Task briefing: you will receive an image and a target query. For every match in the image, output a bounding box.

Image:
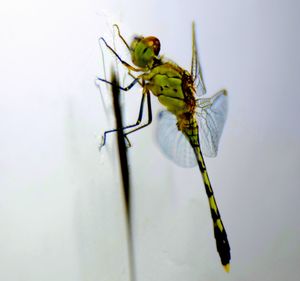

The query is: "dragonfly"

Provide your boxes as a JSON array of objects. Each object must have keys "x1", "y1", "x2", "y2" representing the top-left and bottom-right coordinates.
[{"x1": 97, "y1": 22, "x2": 231, "y2": 272}]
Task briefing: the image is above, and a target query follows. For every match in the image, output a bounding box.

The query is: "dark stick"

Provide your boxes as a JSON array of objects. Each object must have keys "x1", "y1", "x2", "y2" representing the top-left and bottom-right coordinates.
[{"x1": 110, "y1": 70, "x2": 136, "y2": 281}]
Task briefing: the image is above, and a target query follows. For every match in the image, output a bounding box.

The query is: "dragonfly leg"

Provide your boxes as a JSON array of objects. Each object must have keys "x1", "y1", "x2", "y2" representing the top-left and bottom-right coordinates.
[
  {"x1": 113, "y1": 24, "x2": 131, "y2": 51},
  {"x1": 97, "y1": 76, "x2": 140, "y2": 92},
  {"x1": 99, "y1": 93, "x2": 147, "y2": 150},
  {"x1": 99, "y1": 37, "x2": 142, "y2": 72},
  {"x1": 124, "y1": 90, "x2": 152, "y2": 137}
]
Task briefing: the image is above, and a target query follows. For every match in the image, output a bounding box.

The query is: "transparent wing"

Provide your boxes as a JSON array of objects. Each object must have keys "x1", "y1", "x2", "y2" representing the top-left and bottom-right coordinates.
[
  {"x1": 156, "y1": 110, "x2": 197, "y2": 168},
  {"x1": 196, "y1": 89, "x2": 228, "y2": 157},
  {"x1": 191, "y1": 22, "x2": 206, "y2": 97}
]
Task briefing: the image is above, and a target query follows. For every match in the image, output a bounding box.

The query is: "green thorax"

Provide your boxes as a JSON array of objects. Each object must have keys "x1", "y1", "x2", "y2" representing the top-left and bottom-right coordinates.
[{"x1": 141, "y1": 62, "x2": 196, "y2": 116}]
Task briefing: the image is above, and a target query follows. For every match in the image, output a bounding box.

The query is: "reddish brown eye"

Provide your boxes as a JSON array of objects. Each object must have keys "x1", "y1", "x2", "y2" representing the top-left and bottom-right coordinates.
[{"x1": 144, "y1": 36, "x2": 161, "y2": 56}]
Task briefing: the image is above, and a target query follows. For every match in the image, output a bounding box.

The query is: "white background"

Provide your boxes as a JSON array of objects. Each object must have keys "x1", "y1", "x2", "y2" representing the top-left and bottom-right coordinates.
[{"x1": 1, "y1": 0, "x2": 300, "y2": 280}]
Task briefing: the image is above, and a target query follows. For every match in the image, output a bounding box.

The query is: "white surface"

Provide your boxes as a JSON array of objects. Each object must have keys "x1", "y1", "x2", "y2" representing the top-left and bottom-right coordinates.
[{"x1": 1, "y1": 0, "x2": 300, "y2": 280}]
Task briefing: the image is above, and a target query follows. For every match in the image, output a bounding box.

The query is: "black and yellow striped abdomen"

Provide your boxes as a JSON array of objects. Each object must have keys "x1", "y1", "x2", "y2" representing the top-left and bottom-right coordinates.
[{"x1": 182, "y1": 116, "x2": 231, "y2": 272}]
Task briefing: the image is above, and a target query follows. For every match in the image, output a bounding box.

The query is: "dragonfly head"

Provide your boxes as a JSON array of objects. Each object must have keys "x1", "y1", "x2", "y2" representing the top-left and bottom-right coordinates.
[{"x1": 130, "y1": 36, "x2": 160, "y2": 69}]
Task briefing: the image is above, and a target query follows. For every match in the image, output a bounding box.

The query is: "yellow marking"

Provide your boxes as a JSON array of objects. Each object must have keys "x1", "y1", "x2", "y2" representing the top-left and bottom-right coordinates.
[
  {"x1": 216, "y1": 218, "x2": 224, "y2": 232},
  {"x1": 196, "y1": 149, "x2": 205, "y2": 167},
  {"x1": 203, "y1": 170, "x2": 210, "y2": 186},
  {"x1": 224, "y1": 263, "x2": 230, "y2": 273},
  {"x1": 202, "y1": 170, "x2": 213, "y2": 194},
  {"x1": 209, "y1": 195, "x2": 218, "y2": 215}
]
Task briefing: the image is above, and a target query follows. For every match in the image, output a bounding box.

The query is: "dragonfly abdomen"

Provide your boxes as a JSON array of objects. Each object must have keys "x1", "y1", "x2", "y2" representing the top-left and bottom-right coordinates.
[
  {"x1": 183, "y1": 120, "x2": 231, "y2": 271},
  {"x1": 197, "y1": 153, "x2": 231, "y2": 270}
]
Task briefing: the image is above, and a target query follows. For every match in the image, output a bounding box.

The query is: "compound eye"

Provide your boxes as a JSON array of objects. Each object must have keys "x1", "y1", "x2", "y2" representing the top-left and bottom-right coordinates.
[
  {"x1": 152, "y1": 37, "x2": 161, "y2": 56},
  {"x1": 144, "y1": 36, "x2": 160, "y2": 56}
]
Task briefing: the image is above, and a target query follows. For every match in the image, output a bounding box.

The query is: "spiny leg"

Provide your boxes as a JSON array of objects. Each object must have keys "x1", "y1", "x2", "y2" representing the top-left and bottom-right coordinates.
[
  {"x1": 97, "y1": 26, "x2": 130, "y2": 91},
  {"x1": 113, "y1": 24, "x2": 131, "y2": 51},
  {"x1": 100, "y1": 91, "x2": 149, "y2": 149},
  {"x1": 98, "y1": 71, "x2": 147, "y2": 148},
  {"x1": 97, "y1": 76, "x2": 140, "y2": 92},
  {"x1": 124, "y1": 90, "x2": 152, "y2": 137},
  {"x1": 99, "y1": 37, "x2": 142, "y2": 72}
]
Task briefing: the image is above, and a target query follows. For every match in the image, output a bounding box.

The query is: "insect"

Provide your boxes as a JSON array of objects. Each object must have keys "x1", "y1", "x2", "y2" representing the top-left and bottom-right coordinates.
[{"x1": 97, "y1": 23, "x2": 231, "y2": 272}]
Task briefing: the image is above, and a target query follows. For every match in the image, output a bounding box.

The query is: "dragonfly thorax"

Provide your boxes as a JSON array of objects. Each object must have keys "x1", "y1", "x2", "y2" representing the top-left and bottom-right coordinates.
[
  {"x1": 141, "y1": 62, "x2": 196, "y2": 117},
  {"x1": 130, "y1": 36, "x2": 160, "y2": 69}
]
